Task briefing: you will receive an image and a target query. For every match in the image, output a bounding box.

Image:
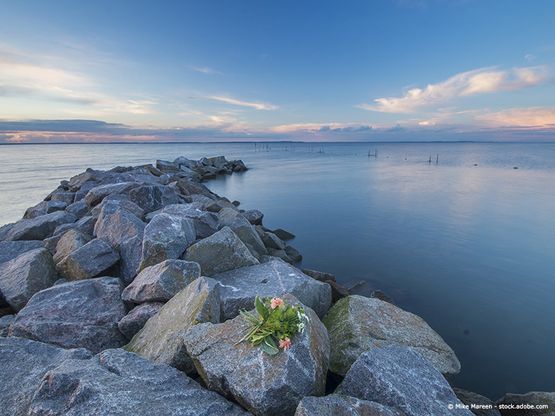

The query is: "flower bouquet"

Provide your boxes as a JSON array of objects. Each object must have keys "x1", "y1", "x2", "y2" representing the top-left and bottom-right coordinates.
[{"x1": 238, "y1": 296, "x2": 309, "y2": 355}]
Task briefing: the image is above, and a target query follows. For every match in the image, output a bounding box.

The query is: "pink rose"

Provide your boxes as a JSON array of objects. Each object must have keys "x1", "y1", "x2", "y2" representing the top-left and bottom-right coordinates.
[
  {"x1": 279, "y1": 337, "x2": 292, "y2": 350},
  {"x1": 270, "y1": 297, "x2": 284, "y2": 309}
]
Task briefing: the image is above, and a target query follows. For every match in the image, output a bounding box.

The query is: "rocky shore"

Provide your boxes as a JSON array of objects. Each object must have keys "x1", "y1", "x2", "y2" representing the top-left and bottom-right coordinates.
[{"x1": 0, "y1": 155, "x2": 552, "y2": 415}]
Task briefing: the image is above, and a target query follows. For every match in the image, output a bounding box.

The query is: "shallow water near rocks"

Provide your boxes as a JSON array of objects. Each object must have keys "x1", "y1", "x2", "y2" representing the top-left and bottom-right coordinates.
[{"x1": 0, "y1": 141, "x2": 554, "y2": 399}]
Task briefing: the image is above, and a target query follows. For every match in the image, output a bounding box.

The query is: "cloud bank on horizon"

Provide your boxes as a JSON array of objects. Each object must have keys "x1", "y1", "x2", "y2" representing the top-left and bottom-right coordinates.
[{"x1": 0, "y1": 0, "x2": 554, "y2": 143}]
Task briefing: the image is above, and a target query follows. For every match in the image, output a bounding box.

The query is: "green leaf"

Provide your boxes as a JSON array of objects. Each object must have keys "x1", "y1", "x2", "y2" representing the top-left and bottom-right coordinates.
[
  {"x1": 260, "y1": 336, "x2": 279, "y2": 355},
  {"x1": 255, "y1": 296, "x2": 267, "y2": 319}
]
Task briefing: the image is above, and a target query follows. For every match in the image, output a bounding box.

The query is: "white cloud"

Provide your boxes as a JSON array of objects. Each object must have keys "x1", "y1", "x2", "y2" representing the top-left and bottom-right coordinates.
[
  {"x1": 358, "y1": 66, "x2": 550, "y2": 113},
  {"x1": 476, "y1": 107, "x2": 555, "y2": 127},
  {"x1": 206, "y1": 95, "x2": 278, "y2": 111}
]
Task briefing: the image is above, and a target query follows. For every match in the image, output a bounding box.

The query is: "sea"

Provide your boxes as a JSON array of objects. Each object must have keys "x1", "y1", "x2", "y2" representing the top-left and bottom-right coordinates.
[{"x1": 0, "y1": 141, "x2": 554, "y2": 399}]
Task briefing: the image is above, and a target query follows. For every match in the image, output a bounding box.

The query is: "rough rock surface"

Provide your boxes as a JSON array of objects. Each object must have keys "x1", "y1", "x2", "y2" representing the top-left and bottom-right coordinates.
[
  {"x1": 0, "y1": 240, "x2": 43, "y2": 265},
  {"x1": 295, "y1": 395, "x2": 403, "y2": 416},
  {"x1": 10, "y1": 277, "x2": 127, "y2": 353},
  {"x1": 24, "y1": 200, "x2": 67, "y2": 219},
  {"x1": 140, "y1": 213, "x2": 196, "y2": 269},
  {"x1": 496, "y1": 392, "x2": 555, "y2": 416},
  {"x1": 335, "y1": 345, "x2": 472, "y2": 416},
  {"x1": 0, "y1": 248, "x2": 57, "y2": 311},
  {"x1": 323, "y1": 295, "x2": 460, "y2": 376},
  {"x1": 185, "y1": 226, "x2": 259, "y2": 276},
  {"x1": 84, "y1": 181, "x2": 137, "y2": 206},
  {"x1": 0, "y1": 338, "x2": 248, "y2": 416},
  {"x1": 52, "y1": 229, "x2": 91, "y2": 264},
  {"x1": 0, "y1": 337, "x2": 92, "y2": 416},
  {"x1": 122, "y1": 259, "x2": 201, "y2": 303},
  {"x1": 220, "y1": 214, "x2": 268, "y2": 258},
  {"x1": 183, "y1": 297, "x2": 330, "y2": 416},
  {"x1": 147, "y1": 203, "x2": 219, "y2": 238},
  {"x1": 5, "y1": 211, "x2": 76, "y2": 241},
  {"x1": 454, "y1": 388, "x2": 501, "y2": 416},
  {"x1": 94, "y1": 201, "x2": 145, "y2": 248},
  {"x1": 56, "y1": 238, "x2": 120, "y2": 280},
  {"x1": 125, "y1": 276, "x2": 220, "y2": 373},
  {"x1": 0, "y1": 315, "x2": 14, "y2": 336},
  {"x1": 243, "y1": 209, "x2": 264, "y2": 225},
  {"x1": 117, "y1": 302, "x2": 164, "y2": 339},
  {"x1": 212, "y1": 258, "x2": 331, "y2": 320}
]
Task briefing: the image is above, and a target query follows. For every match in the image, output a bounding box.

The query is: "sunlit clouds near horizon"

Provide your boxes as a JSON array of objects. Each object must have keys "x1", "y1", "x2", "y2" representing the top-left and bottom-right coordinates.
[{"x1": 1, "y1": 0, "x2": 555, "y2": 142}]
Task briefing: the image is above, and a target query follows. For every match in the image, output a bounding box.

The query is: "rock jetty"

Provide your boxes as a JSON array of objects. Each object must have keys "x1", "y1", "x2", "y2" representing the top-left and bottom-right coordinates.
[{"x1": 0, "y1": 154, "x2": 549, "y2": 415}]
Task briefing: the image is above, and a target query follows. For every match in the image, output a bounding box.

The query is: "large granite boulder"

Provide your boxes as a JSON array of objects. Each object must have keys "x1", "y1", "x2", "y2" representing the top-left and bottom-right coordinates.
[
  {"x1": 10, "y1": 277, "x2": 127, "y2": 353},
  {"x1": 496, "y1": 392, "x2": 555, "y2": 416},
  {"x1": 65, "y1": 200, "x2": 89, "y2": 217},
  {"x1": 212, "y1": 258, "x2": 331, "y2": 320},
  {"x1": 0, "y1": 240, "x2": 43, "y2": 264},
  {"x1": 91, "y1": 195, "x2": 145, "y2": 220},
  {"x1": 84, "y1": 181, "x2": 137, "y2": 206},
  {"x1": 0, "y1": 337, "x2": 92, "y2": 416},
  {"x1": 52, "y1": 229, "x2": 91, "y2": 264},
  {"x1": 243, "y1": 209, "x2": 264, "y2": 225},
  {"x1": 295, "y1": 395, "x2": 402, "y2": 416},
  {"x1": 122, "y1": 259, "x2": 201, "y2": 303},
  {"x1": 0, "y1": 315, "x2": 14, "y2": 336},
  {"x1": 125, "y1": 276, "x2": 221, "y2": 373},
  {"x1": 183, "y1": 297, "x2": 330, "y2": 416},
  {"x1": 0, "y1": 248, "x2": 57, "y2": 311},
  {"x1": 147, "y1": 203, "x2": 219, "y2": 239},
  {"x1": 140, "y1": 213, "x2": 196, "y2": 269},
  {"x1": 94, "y1": 201, "x2": 145, "y2": 248},
  {"x1": 335, "y1": 345, "x2": 472, "y2": 416},
  {"x1": 118, "y1": 302, "x2": 164, "y2": 340},
  {"x1": 56, "y1": 238, "x2": 119, "y2": 280},
  {"x1": 0, "y1": 338, "x2": 248, "y2": 416},
  {"x1": 184, "y1": 226, "x2": 259, "y2": 276},
  {"x1": 5, "y1": 211, "x2": 76, "y2": 241},
  {"x1": 323, "y1": 295, "x2": 460, "y2": 376},
  {"x1": 127, "y1": 184, "x2": 182, "y2": 213},
  {"x1": 219, "y1": 213, "x2": 268, "y2": 258},
  {"x1": 454, "y1": 388, "x2": 501, "y2": 416},
  {"x1": 24, "y1": 200, "x2": 67, "y2": 219},
  {"x1": 119, "y1": 235, "x2": 143, "y2": 284}
]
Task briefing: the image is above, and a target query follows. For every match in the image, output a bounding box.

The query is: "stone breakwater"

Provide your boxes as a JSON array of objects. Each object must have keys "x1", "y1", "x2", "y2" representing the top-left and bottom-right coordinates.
[{"x1": 0, "y1": 155, "x2": 550, "y2": 416}]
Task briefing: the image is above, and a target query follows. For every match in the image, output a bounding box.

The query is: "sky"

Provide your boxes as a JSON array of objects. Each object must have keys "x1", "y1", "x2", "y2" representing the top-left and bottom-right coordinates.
[{"x1": 1, "y1": 0, "x2": 555, "y2": 142}]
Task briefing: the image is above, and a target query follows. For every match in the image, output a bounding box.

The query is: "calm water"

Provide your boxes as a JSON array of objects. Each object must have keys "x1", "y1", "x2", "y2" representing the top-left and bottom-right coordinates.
[{"x1": 0, "y1": 142, "x2": 554, "y2": 398}]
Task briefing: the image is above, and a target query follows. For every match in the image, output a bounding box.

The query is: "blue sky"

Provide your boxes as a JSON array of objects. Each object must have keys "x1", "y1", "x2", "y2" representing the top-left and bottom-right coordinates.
[{"x1": 1, "y1": 0, "x2": 555, "y2": 142}]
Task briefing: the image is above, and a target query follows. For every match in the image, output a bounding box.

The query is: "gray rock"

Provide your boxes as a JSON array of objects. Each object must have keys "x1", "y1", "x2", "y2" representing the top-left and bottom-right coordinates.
[
  {"x1": 212, "y1": 258, "x2": 331, "y2": 320},
  {"x1": 125, "y1": 276, "x2": 220, "y2": 373},
  {"x1": 56, "y1": 238, "x2": 119, "y2": 280},
  {"x1": 454, "y1": 388, "x2": 501, "y2": 416},
  {"x1": 118, "y1": 302, "x2": 163, "y2": 339},
  {"x1": 262, "y1": 231, "x2": 286, "y2": 250},
  {"x1": 122, "y1": 259, "x2": 201, "y2": 303},
  {"x1": 335, "y1": 345, "x2": 472, "y2": 416},
  {"x1": 24, "y1": 200, "x2": 67, "y2": 219},
  {"x1": 119, "y1": 235, "x2": 143, "y2": 284},
  {"x1": 91, "y1": 194, "x2": 145, "y2": 219},
  {"x1": 0, "y1": 222, "x2": 15, "y2": 241},
  {"x1": 127, "y1": 184, "x2": 182, "y2": 213},
  {"x1": 183, "y1": 296, "x2": 329, "y2": 416},
  {"x1": 156, "y1": 159, "x2": 180, "y2": 172},
  {"x1": 94, "y1": 201, "x2": 145, "y2": 248},
  {"x1": 272, "y1": 228, "x2": 295, "y2": 240},
  {"x1": 52, "y1": 229, "x2": 91, "y2": 264},
  {"x1": 220, "y1": 214, "x2": 268, "y2": 258},
  {"x1": 140, "y1": 213, "x2": 196, "y2": 269},
  {"x1": 302, "y1": 268, "x2": 337, "y2": 282},
  {"x1": 147, "y1": 203, "x2": 219, "y2": 239},
  {"x1": 0, "y1": 337, "x2": 92, "y2": 416},
  {"x1": 184, "y1": 226, "x2": 259, "y2": 276},
  {"x1": 295, "y1": 395, "x2": 403, "y2": 416},
  {"x1": 285, "y1": 245, "x2": 302, "y2": 262},
  {"x1": 50, "y1": 191, "x2": 75, "y2": 204},
  {"x1": 496, "y1": 392, "x2": 555, "y2": 416},
  {"x1": 10, "y1": 277, "x2": 127, "y2": 353},
  {"x1": 0, "y1": 248, "x2": 57, "y2": 311},
  {"x1": 5, "y1": 211, "x2": 76, "y2": 241},
  {"x1": 27, "y1": 347, "x2": 249, "y2": 416},
  {"x1": 0, "y1": 315, "x2": 14, "y2": 336},
  {"x1": 323, "y1": 295, "x2": 460, "y2": 376},
  {"x1": 243, "y1": 209, "x2": 264, "y2": 225},
  {"x1": 175, "y1": 178, "x2": 216, "y2": 198},
  {"x1": 52, "y1": 215, "x2": 95, "y2": 237},
  {"x1": 0, "y1": 240, "x2": 43, "y2": 264},
  {"x1": 65, "y1": 200, "x2": 89, "y2": 217},
  {"x1": 84, "y1": 181, "x2": 137, "y2": 206}
]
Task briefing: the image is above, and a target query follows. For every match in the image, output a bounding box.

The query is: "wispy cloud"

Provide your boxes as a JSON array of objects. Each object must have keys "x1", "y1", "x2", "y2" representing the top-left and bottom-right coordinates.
[
  {"x1": 206, "y1": 95, "x2": 278, "y2": 110},
  {"x1": 476, "y1": 107, "x2": 555, "y2": 128},
  {"x1": 358, "y1": 66, "x2": 550, "y2": 113},
  {"x1": 0, "y1": 46, "x2": 157, "y2": 115},
  {"x1": 190, "y1": 66, "x2": 222, "y2": 75},
  {"x1": 271, "y1": 122, "x2": 372, "y2": 133}
]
